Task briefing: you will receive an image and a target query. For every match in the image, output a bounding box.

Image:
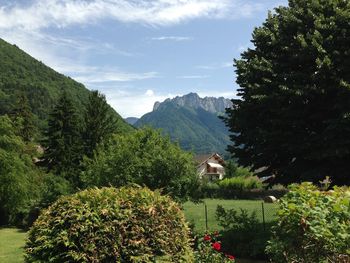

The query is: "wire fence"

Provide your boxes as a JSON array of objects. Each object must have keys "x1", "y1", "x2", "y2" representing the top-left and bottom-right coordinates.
[{"x1": 184, "y1": 199, "x2": 279, "y2": 233}]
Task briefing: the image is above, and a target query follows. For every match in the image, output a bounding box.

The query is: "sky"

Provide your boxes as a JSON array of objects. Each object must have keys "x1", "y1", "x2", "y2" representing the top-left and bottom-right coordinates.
[{"x1": 0, "y1": 0, "x2": 288, "y2": 118}]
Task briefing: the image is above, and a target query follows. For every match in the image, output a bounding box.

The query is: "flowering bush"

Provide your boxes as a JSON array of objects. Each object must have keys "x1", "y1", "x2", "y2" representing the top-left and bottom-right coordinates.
[
  {"x1": 266, "y1": 183, "x2": 350, "y2": 263},
  {"x1": 194, "y1": 232, "x2": 235, "y2": 263}
]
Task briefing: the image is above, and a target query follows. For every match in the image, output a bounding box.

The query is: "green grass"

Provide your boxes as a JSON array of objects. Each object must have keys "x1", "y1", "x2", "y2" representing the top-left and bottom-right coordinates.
[
  {"x1": 0, "y1": 199, "x2": 275, "y2": 263},
  {"x1": 183, "y1": 199, "x2": 277, "y2": 233},
  {"x1": 0, "y1": 228, "x2": 26, "y2": 263}
]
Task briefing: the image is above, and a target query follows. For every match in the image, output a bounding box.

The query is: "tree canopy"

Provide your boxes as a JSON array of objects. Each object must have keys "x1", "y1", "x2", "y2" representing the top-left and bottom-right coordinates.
[
  {"x1": 41, "y1": 92, "x2": 83, "y2": 178},
  {"x1": 223, "y1": 0, "x2": 350, "y2": 185},
  {"x1": 83, "y1": 90, "x2": 118, "y2": 158},
  {"x1": 0, "y1": 115, "x2": 42, "y2": 225},
  {"x1": 81, "y1": 128, "x2": 200, "y2": 201}
]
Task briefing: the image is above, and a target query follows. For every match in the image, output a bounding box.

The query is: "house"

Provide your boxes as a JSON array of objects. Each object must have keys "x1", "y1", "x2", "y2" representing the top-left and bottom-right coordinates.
[{"x1": 195, "y1": 153, "x2": 225, "y2": 181}]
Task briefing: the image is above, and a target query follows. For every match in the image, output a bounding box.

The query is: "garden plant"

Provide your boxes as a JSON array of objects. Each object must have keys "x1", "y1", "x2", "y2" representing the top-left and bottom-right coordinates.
[{"x1": 25, "y1": 186, "x2": 194, "y2": 262}]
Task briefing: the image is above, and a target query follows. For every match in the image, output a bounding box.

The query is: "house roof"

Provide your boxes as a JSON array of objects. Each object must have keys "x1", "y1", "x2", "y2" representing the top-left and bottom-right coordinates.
[
  {"x1": 194, "y1": 153, "x2": 224, "y2": 166},
  {"x1": 194, "y1": 154, "x2": 214, "y2": 164}
]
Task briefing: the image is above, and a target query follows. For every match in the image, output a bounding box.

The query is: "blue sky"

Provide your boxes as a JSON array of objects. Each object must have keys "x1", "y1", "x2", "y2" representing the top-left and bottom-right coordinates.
[{"x1": 0, "y1": 0, "x2": 287, "y2": 117}]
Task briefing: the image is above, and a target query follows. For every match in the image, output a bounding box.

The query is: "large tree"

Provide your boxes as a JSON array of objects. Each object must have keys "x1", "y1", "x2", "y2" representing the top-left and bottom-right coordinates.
[
  {"x1": 41, "y1": 91, "x2": 82, "y2": 178},
  {"x1": 0, "y1": 115, "x2": 42, "y2": 225},
  {"x1": 81, "y1": 128, "x2": 200, "y2": 201},
  {"x1": 83, "y1": 90, "x2": 117, "y2": 157},
  {"x1": 224, "y1": 0, "x2": 350, "y2": 185}
]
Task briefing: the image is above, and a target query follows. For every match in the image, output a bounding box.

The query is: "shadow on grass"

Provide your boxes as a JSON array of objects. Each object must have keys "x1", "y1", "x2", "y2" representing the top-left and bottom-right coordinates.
[{"x1": 219, "y1": 222, "x2": 275, "y2": 261}]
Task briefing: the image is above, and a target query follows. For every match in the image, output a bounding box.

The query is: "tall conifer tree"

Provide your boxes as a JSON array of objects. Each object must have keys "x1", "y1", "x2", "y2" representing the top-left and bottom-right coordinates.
[
  {"x1": 42, "y1": 91, "x2": 82, "y2": 177},
  {"x1": 13, "y1": 93, "x2": 36, "y2": 142},
  {"x1": 83, "y1": 90, "x2": 117, "y2": 157}
]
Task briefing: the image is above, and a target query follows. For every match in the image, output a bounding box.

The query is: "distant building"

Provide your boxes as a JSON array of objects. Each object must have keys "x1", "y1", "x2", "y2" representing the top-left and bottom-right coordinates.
[{"x1": 195, "y1": 153, "x2": 225, "y2": 181}]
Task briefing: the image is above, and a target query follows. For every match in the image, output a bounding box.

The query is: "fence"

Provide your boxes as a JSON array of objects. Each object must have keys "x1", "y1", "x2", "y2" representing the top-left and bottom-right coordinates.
[{"x1": 184, "y1": 199, "x2": 278, "y2": 233}]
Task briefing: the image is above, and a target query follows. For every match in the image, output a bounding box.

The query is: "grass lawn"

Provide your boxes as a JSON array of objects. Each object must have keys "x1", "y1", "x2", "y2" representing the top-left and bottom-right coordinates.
[
  {"x1": 0, "y1": 228, "x2": 26, "y2": 263},
  {"x1": 183, "y1": 199, "x2": 278, "y2": 233},
  {"x1": 0, "y1": 199, "x2": 275, "y2": 263}
]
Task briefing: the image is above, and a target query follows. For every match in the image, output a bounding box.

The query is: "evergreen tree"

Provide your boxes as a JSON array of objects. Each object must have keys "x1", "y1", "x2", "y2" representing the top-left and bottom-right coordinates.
[
  {"x1": 41, "y1": 91, "x2": 82, "y2": 177},
  {"x1": 223, "y1": 0, "x2": 350, "y2": 185},
  {"x1": 83, "y1": 90, "x2": 117, "y2": 157},
  {"x1": 13, "y1": 93, "x2": 36, "y2": 142}
]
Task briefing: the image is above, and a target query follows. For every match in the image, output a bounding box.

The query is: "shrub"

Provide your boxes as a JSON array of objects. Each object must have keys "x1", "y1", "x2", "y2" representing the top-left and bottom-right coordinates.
[
  {"x1": 218, "y1": 176, "x2": 263, "y2": 191},
  {"x1": 81, "y1": 128, "x2": 200, "y2": 201},
  {"x1": 25, "y1": 186, "x2": 194, "y2": 262},
  {"x1": 194, "y1": 232, "x2": 236, "y2": 262},
  {"x1": 266, "y1": 182, "x2": 350, "y2": 263},
  {"x1": 215, "y1": 205, "x2": 271, "y2": 259}
]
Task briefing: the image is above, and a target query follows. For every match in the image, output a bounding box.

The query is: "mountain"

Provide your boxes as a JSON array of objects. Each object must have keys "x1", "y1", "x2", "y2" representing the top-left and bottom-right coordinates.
[
  {"x1": 0, "y1": 38, "x2": 132, "y2": 134},
  {"x1": 153, "y1": 92, "x2": 231, "y2": 113},
  {"x1": 135, "y1": 93, "x2": 232, "y2": 155},
  {"x1": 124, "y1": 117, "x2": 139, "y2": 125}
]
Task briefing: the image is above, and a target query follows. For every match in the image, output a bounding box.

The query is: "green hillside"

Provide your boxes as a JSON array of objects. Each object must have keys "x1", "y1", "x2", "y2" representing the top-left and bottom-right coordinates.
[
  {"x1": 0, "y1": 38, "x2": 132, "y2": 134},
  {"x1": 135, "y1": 101, "x2": 230, "y2": 155}
]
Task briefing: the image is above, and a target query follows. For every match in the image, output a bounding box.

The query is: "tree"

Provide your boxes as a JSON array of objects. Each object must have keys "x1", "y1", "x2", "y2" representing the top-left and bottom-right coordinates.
[
  {"x1": 0, "y1": 115, "x2": 42, "y2": 225},
  {"x1": 12, "y1": 93, "x2": 36, "y2": 142},
  {"x1": 83, "y1": 90, "x2": 117, "y2": 157},
  {"x1": 81, "y1": 128, "x2": 200, "y2": 201},
  {"x1": 223, "y1": 0, "x2": 350, "y2": 185},
  {"x1": 41, "y1": 91, "x2": 82, "y2": 178}
]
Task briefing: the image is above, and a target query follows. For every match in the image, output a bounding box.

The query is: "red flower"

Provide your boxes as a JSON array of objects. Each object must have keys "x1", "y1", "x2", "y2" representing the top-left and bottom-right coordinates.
[
  {"x1": 212, "y1": 242, "x2": 221, "y2": 251},
  {"x1": 203, "y1": 234, "x2": 211, "y2": 241},
  {"x1": 227, "y1": 254, "x2": 235, "y2": 260},
  {"x1": 213, "y1": 230, "x2": 219, "y2": 236}
]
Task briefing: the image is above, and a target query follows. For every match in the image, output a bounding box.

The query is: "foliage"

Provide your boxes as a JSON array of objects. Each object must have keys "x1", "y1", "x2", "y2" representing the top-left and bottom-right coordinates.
[
  {"x1": 266, "y1": 182, "x2": 350, "y2": 263},
  {"x1": 194, "y1": 232, "x2": 235, "y2": 262},
  {"x1": 41, "y1": 91, "x2": 83, "y2": 180},
  {"x1": 81, "y1": 128, "x2": 200, "y2": 201},
  {"x1": 218, "y1": 176, "x2": 263, "y2": 191},
  {"x1": 135, "y1": 99, "x2": 230, "y2": 155},
  {"x1": 39, "y1": 174, "x2": 72, "y2": 207},
  {"x1": 223, "y1": 0, "x2": 350, "y2": 185},
  {"x1": 0, "y1": 38, "x2": 132, "y2": 135},
  {"x1": 25, "y1": 186, "x2": 194, "y2": 262},
  {"x1": 0, "y1": 115, "x2": 42, "y2": 226},
  {"x1": 12, "y1": 93, "x2": 37, "y2": 142},
  {"x1": 224, "y1": 160, "x2": 253, "y2": 178},
  {"x1": 83, "y1": 90, "x2": 118, "y2": 158},
  {"x1": 216, "y1": 205, "x2": 272, "y2": 259}
]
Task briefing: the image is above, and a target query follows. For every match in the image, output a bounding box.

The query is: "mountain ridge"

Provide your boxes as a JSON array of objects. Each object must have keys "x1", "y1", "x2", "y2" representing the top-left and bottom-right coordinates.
[
  {"x1": 0, "y1": 38, "x2": 132, "y2": 134},
  {"x1": 135, "y1": 93, "x2": 232, "y2": 155}
]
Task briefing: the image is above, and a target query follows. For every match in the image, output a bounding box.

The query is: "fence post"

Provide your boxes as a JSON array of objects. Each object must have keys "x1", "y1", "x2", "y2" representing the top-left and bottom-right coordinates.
[
  {"x1": 261, "y1": 202, "x2": 266, "y2": 231},
  {"x1": 204, "y1": 203, "x2": 208, "y2": 231}
]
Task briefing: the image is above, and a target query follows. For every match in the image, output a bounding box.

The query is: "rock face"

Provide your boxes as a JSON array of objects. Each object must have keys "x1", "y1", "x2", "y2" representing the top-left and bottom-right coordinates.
[
  {"x1": 153, "y1": 93, "x2": 232, "y2": 113},
  {"x1": 136, "y1": 93, "x2": 232, "y2": 155}
]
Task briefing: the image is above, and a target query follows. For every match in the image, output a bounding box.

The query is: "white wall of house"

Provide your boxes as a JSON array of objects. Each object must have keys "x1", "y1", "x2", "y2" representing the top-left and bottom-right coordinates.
[{"x1": 198, "y1": 155, "x2": 225, "y2": 180}]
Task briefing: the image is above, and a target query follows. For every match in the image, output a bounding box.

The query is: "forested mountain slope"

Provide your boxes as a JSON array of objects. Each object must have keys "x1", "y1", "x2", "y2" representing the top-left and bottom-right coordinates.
[
  {"x1": 135, "y1": 93, "x2": 231, "y2": 155},
  {"x1": 0, "y1": 38, "x2": 132, "y2": 134}
]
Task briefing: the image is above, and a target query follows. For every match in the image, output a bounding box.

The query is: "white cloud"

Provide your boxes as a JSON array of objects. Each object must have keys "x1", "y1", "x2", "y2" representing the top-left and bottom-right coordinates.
[
  {"x1": 0, "y1": 0, "x2": 268, "y2": 31},
  {"x1": 74, "y1": 69, "x2": 158, "y2": 83},
  {"x1": 151, "y1": 36, "x2": 193, "y2": 41},
  {"x1": 196, "y1": 61, "x2": 233, "y2": 70},
  {"x1": 177, "y1": 75, "x2": 209, "y2": 79},
  {"x1": 104, "y1": 89, "x2": 179, "y2": 118},
  {"x1": 145, "y1": 89, "x2": 155, "y2": 96}
]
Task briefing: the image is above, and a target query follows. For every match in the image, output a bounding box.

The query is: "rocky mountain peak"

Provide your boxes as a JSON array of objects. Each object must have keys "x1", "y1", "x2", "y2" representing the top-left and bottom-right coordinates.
[{"x1": 153, "y1": 92, "x2": 232, "y2": 113}]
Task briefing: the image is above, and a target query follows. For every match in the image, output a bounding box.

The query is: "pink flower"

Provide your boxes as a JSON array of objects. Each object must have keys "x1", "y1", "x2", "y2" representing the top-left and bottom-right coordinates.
[{"x1": 212, "y1": 242, "x2": 221, "y2": 251}]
